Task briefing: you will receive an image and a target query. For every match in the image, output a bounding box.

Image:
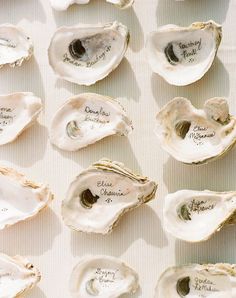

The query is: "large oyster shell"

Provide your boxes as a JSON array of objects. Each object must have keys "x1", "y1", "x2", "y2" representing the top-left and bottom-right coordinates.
[
  {"x1": 0, "y1": 92, "x2": 42, "y2": 145},
  {"x1": 155, "y1": 97, "x2": 236, "y2": 165},
  {"x1": 0, "y1": 253, "x2": 41, "y2": 297},
  {"x1": 50, "y1": 0, "x2": 134, "y2": 11},
  {"x1": 70, "y1": 256, "x2": 139, "y2": 298},
  {"x1": 155, "y1": 263, "x2": 236, "y2": 298},
  {"x1": 50, "y1": 93, "x2": 133, "y2": 151},
  {"x1": 164, "y1": 189, "x2": 236, "y2": 243},
  {"x1": 62, "y1": 158, "x2": 157, "y2": 234},
  {"x1": 48, "y1": 21, "x2": 129, "y2": 86},
  {"x1": 0, "y1": 166, "x2": 53, "y2": 230},
  {"x1": 0, "y1": 24, "x2": 33, "y2": 68},
  {"x1": 146, "y1": 21, "x2": 222, "y2": 86}
]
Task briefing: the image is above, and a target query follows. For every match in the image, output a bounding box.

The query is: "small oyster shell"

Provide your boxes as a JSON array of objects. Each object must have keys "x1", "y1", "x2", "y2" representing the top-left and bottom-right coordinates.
[
  {"x1": 155, "y1": 263, "x2": 236, "y2": 298},
  {"x1": 0, "y1": 166, "x2": 53, "y2": 230},
  {"x1": 50, "y1": 0, "x2": 134, "y2": 11},
  {"x1": 164, "y1": 189, "x2": 236, "y2": 242},
  {"x1": 155, "y1": 97, "x2": 236, "y2": 164},
  {"x1": 146, "y1": 20, "x2": 222, "y2": 86},
  {"x1": 0, "y1": 24, "x2": 33, "y2": 68},
  {"x1": 62, "y1": 158, "x2": 157, "y2": 234},
  {"x1": 0, "y1": 253, "x2": 41, "y2": 297},
  {"x1": 50, "y1": 93, "x2": 133, "y2": 151},
  {"x1": 0, "y1": 92, "x2": 42, "y2": 145},
  {"x1": 48, "y1": 21, "x2": 129, "y2": 86},
  {"x1": 70, "y1": 256, "x2": 139, "y2": 298}
]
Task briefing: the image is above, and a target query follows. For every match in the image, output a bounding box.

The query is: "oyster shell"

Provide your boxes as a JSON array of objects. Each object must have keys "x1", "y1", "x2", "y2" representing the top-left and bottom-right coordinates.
[
  {"x1": 0, "y1": 24, "x2": 33, "y2": 68},
  {"x1": 48, "y1": 21, "x2": 129, "y2": 86},
  {"x1": 50, "y1": 93, "x2": 133, "y2": 151},
  {"x1": 0, "y1": 253, "x2": 41, "y2": 297},
  {"x1": 146, "y1": 20, "x2": 222, "y2": 86},
  {"x1": 155, "y1": 263, "x2": 236, "y2": 298},
  {"x1": 0, "y1": 166, "x2": 53, "y2": 230},
  {"x1": 0, "y1": 92, "x2": 42, "y2": 145},
  {"x1": 155, "y1": 97, "x2": 236, "y2": 165},
  {"x1": 70, "y1": 256, "x2": 139, "y2": 298},
  {"x1": 62, "y1": 158, "x2": 157, "y2": 234},
  {"x1": 50, "y1": 0, "x2": 134, "y2": 10},
  {"x1": 164, "y1": 189, "x2": 236, "y2": 242}
]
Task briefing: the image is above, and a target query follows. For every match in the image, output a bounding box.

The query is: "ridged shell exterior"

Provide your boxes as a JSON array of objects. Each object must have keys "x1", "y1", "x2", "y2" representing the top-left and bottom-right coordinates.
[
  {"x1": 155, "y1": 97, "x2": 236, "y2": 165},
  {"x1": 50, "y1": 93, "x2": 133, "y2": 151},
  {"x1": 70, "y1": 256, "x2": 139, "y2": 298},
  {"x1": 0, "y1": 253, "x2": 41, "y2": 297},
  {"x1": 62, "y1": 158, "x2": 157, "y2": 234},
  {"x1": 163, "y1": 189, "x2": 236, "y2": 242},
  {"x1": 48, "y1": 21, "x2": 129, "y2": 86},
  {"x1": 0, "y1": 92, "x2": 42, "y2": 145},
  {"x1": 0, "y1": 24, "x2": 33, "y2": 68},
  {"x1": 147, "y1": 21, "x2": 222, "y2": 86},
  {"x1": 155, "y1": 263, "x2": 236, "y2": 298},
  {"x1": 0, "y1": 166, "x2": 53, "y2": 230}
]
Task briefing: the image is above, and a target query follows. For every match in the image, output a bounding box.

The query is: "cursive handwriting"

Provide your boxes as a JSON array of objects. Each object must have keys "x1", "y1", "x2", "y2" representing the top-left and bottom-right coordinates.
[
  {"x1": 178, "y1": 38, "x2": 202, "y2": 63},
  {"x1": 0, "y1": 107, "x2": 14, "y2": 129},
  {"x1": 83, "y1": 106, "x2": 110, "y2": 124},
  {"x1": 188, "y1": 199, "x2": 215, "y2": 214},
  {"x1": 193, "y1": 276, "x2": 219, "y2": 294},
  {"x1": 85, "y1": 106, "x2": 110, "y2": 117},
  {"x1": 188, "y1": 125, "x2": 215, "y2": 145},
  {"x1": 95, "y1": 268, "x2": 118, "y2": 284},
  {"x1": 63, "y1": 45, "x2": 112, "y2": 68},
  {"x1": 96, "y1": 180, "x2": 126, "y2": 204}
]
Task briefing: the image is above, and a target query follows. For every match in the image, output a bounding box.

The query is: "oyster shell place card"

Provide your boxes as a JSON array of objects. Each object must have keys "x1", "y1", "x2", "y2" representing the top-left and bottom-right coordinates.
[
  {"x1": 0, "y1": 166, "x2": 53, "y2": 230},
  {"x1": 155, "y1": 97, "x2": 236, "y2": 165},
  {"x1": 50, "y1": 0, "x2": 134, "y2": 10},
  {"x1": 163, "y1": 190, "x2": 236, "y2": 242},
  {"x1": 0, "y1": 253, "x2": 41, "y2": 297},
  {"x1": 70, "y1": 256, "x2": 139, "y2": 298},
  {"x1": 146, "y1": 21, "x2": 222, "y2": 86},
  {"x1": 62, "y1": 158, "x2": 157, "y2": 234},
  {"x1": 48, "y1": 22, "x2": 129, "y2": 86},
  {"x1": 0, "y1": 24, "x2": 33, "y2": 68},
  {"x1": 0, "y1": 92, "x2": 42, "y2": 145},
  {"x1": 50, "y1": 93, "x2": 133, "y2": 151},
  {"x1": 155, "y1": 264, "x2": 236, "y2": 298}
]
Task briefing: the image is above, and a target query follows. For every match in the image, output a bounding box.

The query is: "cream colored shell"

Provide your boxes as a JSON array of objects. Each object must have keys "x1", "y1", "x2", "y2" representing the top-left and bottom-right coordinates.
[
  {"x1": 50, "y1": 0, "x2": 134, "y2": 10},
  {"x1": 69, "y1": 256, "x2": 139, "y2": 298},
  {"x1": 0, "y1": 92, "x2": 42, "y2": 145},
  {"x1": 0, "y1": 166, "x2": 53, "y2": 230},
  {"x1": 164, "y1": 189, "x2": 236, "y2": 242},
  {"x1": 155, "y1": 97, "x2": 236, "y2": 165},
  {"x1": 50, "y1": 93, "x2": 133, "y2": 151},
  {"x1": 0, "y1": 24, "x2": 33, "y2": 68},
  {"x1": 155, "y1": 263, "x2": 236, "y2": 298},
  {"x1": 48, "y1": 21, "x2": 129, "y2": 86},
  {"x1": 146, "y1": 21, "x2": 222, "y2": 86},
  {"x1": 0, "y1": 253, "x2": 41, "y2": 297},
  {"x1": 62, "y1": 158, "x2": 157, "y2": 234}
]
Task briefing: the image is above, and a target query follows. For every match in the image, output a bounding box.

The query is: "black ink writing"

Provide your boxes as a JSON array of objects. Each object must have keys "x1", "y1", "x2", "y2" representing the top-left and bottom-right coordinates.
[
  {"x1": 95, "y1": 268, "x2": 119, "y2": 285},
  {"x1": 178, "y1": 39, "x2": 202, "y2": 63},
  {"x1": 188, "y1": 199, "x2": 215, "y2": 214},
  {"x1": 63, "y1": 45, "x2": 112, "y2": 68},
  {"x1": 96, "y1": 180, "x2": 126, "y2": 204},
  {"x1": 83, "y1": 106, "x2": 110, "y2": 124},
  {"x1": 188, "y1": 125, "x2": 215, "y2": 145},
  {"x1": 0, "y1": 107, "x2": 15, "y2": 130},
  {"x1": 85, "y1": 106, "x2": 110, "y2": 117},
  {"x1": 0, "y1": 208, "x2": 8, "y2": 212},
  {"x1": 192, "y1": 277, "x2": 219, "y2": 294}
]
